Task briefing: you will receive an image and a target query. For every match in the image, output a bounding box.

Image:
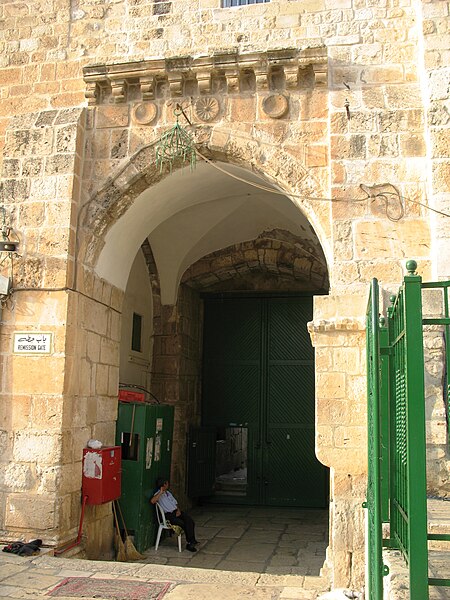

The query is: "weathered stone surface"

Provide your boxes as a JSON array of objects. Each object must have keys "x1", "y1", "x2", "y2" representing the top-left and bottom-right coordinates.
[
  {"x1": 5, "y1": 494, "x2": 57, "y2": 530},
  {"x1": 354, "y1": 220, "x2": 430, "y2": 259},
  {"x1": 0, "y1": 1, "x2": 447, "y2": 594}
]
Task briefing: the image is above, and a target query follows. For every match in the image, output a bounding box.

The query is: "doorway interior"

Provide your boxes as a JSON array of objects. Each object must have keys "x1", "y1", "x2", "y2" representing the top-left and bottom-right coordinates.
[{"x1": 188, "y1": 294, "x2": 329, "y2": 509}]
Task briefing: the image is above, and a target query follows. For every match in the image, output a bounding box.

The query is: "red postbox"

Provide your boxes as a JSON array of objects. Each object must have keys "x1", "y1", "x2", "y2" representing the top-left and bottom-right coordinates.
[{"x1": 82, "y1": 446, "x2": 121, "y2": 505}]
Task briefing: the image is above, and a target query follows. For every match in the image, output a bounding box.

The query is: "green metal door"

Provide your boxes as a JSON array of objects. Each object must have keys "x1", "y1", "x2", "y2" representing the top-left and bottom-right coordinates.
[
  {"x1": 202, "y1": 298, "x2": 262, "y2": 504},
  {"x1": 115, "y1": 402, "x2": 174, "y2": 551},
  {"x1": 264, "y1": 298, "x2": 327, "y2": 507},
  {"x1": 187, "y1": 426, "x2": 216, "y2": 497},
  {"x1": 202, "y1": 296, "x2": 328, "y2": 507}
]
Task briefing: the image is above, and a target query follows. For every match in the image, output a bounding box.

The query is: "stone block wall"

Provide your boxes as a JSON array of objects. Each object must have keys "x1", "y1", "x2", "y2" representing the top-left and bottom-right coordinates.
[
  {"x1": 404, "y1": 1, "x2": 450, "y2": 495},
  {"x1": 422, "y1": 286, "x2": 450, "y2": 497},
  {"x1": 62, "y1": 276, "x2": 123, "y2": 556},
  {"x1": 0, "y1": 291, "x2": 68, "y2": 538},
  {"x1": 149, "y1": 283, "x2": 202, "y2": 508},
  {"x1": 0, "y1": 105, "x2": 125, "y2": 548},
  {"x1": 309, "y1": 292, "x2": 368, "y2": 587},
  {"x1": 0, "y1": 0, "x2": 447, "y2": 587},
  {"x1": 0, "y1": 107, "x2": 83, "y2": 542},
  {"x1": 421, "y1": 0, "x2": 450, "y2": 281}
]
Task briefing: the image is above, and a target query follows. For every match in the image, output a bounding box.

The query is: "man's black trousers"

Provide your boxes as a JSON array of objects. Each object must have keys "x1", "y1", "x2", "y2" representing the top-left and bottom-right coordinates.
[{"x1": 165, "y1": 510, "x2": 196, "y2": 544}]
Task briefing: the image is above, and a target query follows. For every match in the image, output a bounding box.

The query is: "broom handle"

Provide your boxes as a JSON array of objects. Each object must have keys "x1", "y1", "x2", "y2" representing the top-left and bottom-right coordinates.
[
  {"x1": 112, "y1": 501, "x2": 121, "y2": 537},
  {"x1": 115, "y1": 500, "x2": 129, "y2": 538}
]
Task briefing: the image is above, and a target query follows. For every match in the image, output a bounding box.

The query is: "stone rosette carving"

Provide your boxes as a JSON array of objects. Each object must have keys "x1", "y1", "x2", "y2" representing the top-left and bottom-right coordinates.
[
  {"x1": 194, "y1": 97, "x2": 220, "y2": 122},
  {"x1": 131, "y1": 102, "x2": 158, "y2": 125},
  {"x1": 262, "y1": 94, "x2": 289, "y2": 119}
]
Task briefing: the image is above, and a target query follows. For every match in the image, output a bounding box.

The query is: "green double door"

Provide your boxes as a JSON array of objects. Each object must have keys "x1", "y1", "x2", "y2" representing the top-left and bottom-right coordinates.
[{"x1": 201, "y1": 296, "x2": 328, "y2": 508}]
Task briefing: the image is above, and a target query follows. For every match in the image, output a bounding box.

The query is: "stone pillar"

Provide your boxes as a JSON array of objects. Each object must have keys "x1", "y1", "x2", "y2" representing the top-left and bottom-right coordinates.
[
  {"x1": 309, "y1": 293, "x2": 368, "y2": 589},
  {"x1": 150, "y1": 283, "x2": 202, "y2": 507},
  {"x1": 63, "y1": 272, "x2": 123, "y2": 558},
  {"x1": 0, "y1": 108, "x2": 88, "y2": 546},
  {"x1": 0, "y1": 108, "x2": 124, "y2": 557}
]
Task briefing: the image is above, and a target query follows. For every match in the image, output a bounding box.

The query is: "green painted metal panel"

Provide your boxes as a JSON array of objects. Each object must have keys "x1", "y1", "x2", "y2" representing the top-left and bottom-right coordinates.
[
  {"x1": 187, "y1": 426, "x2": 216, "y2": 497},
  {"x1": 201, "y1": 296, "x2": 328, "y2": 507},
  {"x1": 264, "y1": 426, "x2": 327, "y2": 506},
  {"x1": 402, "y1": 272, "x2": 429, "y2": 600},
  {"x1": 203, "y1": 298, "x2": 261, "y2": 428},
  {"x1": 115, "y1": 402, "x2": 174, "y2": 552},
  {"x1": 265, "y1": 298, "x2": 328, "y2": 507},
  {"x1": 365, "y1": 279, "x2": 384, "y2": 600},
  {"x1": 379, "y1": 324, "x2": 391, "y2": 523}
]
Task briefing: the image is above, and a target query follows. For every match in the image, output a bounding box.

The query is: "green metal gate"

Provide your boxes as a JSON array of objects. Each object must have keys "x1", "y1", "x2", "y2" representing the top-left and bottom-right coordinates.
[
  {"x1": 365, "y1": 278, "x2": 385, "y2": 599},
  {"x1": 201, "y1": 295, "x2": 328, "y2": 507},
  {"x1": 365, "y1": 260, "x2": 450, "y2": 599}
]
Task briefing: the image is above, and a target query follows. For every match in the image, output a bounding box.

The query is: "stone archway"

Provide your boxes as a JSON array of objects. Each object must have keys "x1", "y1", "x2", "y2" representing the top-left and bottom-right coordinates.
[
  {"x1": 73, "y1": 129, "x2": 368, "y2": 585},
  {"x1": 77, "y1": 131, "x2": 332, "y2": 298},
  {"x1": 74, "y1": 133, "x2": 333, "y2": 506}
]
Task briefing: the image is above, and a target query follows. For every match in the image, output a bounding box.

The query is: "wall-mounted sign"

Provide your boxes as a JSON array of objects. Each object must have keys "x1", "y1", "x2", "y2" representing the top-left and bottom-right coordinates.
[{"x1": 13, "y1": 332, "x2": 53, "y2": 354}]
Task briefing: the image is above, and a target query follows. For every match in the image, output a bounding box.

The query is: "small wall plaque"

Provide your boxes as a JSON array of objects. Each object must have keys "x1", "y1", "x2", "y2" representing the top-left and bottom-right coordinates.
[
  {"x1": 13, "y1": 332, "x2": 53, "y2": 354},
  {"x1": 131, "y1": 102, "x2": 158, "y2": 125},
  {"x1": 262, "y1": 93, "x2": 289, "y2": 118}
]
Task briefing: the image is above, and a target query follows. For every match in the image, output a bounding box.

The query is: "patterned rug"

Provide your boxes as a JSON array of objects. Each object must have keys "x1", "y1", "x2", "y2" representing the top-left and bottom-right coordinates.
[{"x1": 47, "y1": 577, "x2": 171, "y2": 599}]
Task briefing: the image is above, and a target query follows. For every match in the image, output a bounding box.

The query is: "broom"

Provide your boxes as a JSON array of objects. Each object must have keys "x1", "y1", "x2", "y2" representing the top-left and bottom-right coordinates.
[
  {"x1": 115, "y1": 500, "x2": 145, "y2": 561},
  {"x1": 112, "y1": 501, "x2": 127, "y2": 562}
]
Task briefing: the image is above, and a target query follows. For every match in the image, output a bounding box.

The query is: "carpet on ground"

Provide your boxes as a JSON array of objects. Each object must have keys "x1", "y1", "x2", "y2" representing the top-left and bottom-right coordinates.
[{"x1": 47, "y1": 576, "x2": 171, "y2": 599}]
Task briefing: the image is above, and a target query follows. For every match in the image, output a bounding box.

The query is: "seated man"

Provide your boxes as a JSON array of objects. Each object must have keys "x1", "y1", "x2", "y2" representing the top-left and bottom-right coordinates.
[{"x1": 151, "y1": 477, "x2": 198, "y2": 552}]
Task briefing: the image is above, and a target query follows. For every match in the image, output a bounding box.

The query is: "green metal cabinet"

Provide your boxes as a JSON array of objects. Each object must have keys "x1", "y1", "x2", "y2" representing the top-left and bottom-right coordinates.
[{"x1": 115, "y1": 402, "x2": 174, "y2": 552}]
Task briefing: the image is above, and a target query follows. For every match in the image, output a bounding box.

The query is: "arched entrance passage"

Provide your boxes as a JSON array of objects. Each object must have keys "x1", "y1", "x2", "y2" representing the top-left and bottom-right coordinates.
[
  {"x1": 82, "y1": 147, "x2": 330, "y2": 511},
  {"x1": 181, "y1": 233, "x2": 329, "y2": 508}
]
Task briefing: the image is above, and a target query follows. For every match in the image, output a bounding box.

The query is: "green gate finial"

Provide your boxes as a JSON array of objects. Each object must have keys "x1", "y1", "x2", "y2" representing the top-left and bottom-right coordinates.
[
  {"x1": 406, "y1": 259, "x2": 417, "y2": 276},
  {"x1": 155, "y1": 106, "x2": 196, "y2": 172}
]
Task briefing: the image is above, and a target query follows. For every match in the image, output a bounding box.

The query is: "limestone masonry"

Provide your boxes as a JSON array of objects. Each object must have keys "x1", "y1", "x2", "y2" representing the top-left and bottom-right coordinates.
[{"x1": 0, "y1": 0, "x2": 448, "y2": 590}]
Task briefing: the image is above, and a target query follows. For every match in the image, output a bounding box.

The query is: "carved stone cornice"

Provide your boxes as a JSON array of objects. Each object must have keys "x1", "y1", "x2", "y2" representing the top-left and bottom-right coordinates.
[{"x1": 83, "y1": 48, "x2": 328, "y2": 106}]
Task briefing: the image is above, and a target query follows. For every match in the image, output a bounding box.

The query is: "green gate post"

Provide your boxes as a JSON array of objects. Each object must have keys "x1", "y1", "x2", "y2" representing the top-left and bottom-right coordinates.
[
  {"x1": 379, "y1": 317, "x2": 390, "y2": 524},
  {"x1": 403, "y1": 260, "x2": 429, "y2": 600},
  {"x1": 386, "y1": 295, "x2": 399, "y2": 552},
  {"x1": 366, "y1": 279, "x2": 384, "y2": 600}
]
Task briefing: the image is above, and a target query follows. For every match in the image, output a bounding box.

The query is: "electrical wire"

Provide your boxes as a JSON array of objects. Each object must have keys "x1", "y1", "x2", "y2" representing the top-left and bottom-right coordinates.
[
  {"x1": 88, "y1": 119, "x2": 450, "y2": 222},
  {"x1": 195, "y1": 149, "x2": 450, "y2": 221}
]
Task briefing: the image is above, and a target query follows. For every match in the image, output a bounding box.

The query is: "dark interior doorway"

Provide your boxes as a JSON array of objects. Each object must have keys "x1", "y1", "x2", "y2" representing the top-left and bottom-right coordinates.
[{"x1": 188, "y1": 295, "x2": 329, "y2": 508}]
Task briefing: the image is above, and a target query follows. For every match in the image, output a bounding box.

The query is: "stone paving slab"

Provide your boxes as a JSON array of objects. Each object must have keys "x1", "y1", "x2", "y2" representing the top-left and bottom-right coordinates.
[
  {"x1": 199, "y1": 536, "x2": 236, "y2": 554},
  {"x1": 136, "y1": 506, "x2": 329, "y2": 577},
  {"x1": 194, "y1": 525, "x2": 222, "y2": 538},
  {"x1": 165, "y1": 583, "x2": 282, "y2": 600},
  {"x1": 241, "y1": 530, "x2": 283, "y2": 542},
  {"x1": 0, "y1": 563, "x2": 30, "y2": 579},
  {"x1": 225, "y1": 542, "x2": 276, "y2": 562},
  {"x1": 248, "y1": 522, "x2": 287, "y2": 531},
  {"x1": 214, "y1": 560, "x2": 268, "y2": 572},
  {"x1": 0, "y1": 506, "x2": 332, "y2": 599},
  {"x1": 186, "y1": 554, "x2": 221, "y2": 568},
  {"x1": 166, "y1": 558, "x2": 193, "y2": 567},
  {"x1": 1, "y1": 571, "x2": 64, "y2": 590},
  {"x1": 213, "y1": 525, "x2": 248, "y2": 537},
  {"x1": 0, "y1": 550, "x2": 332, "y2": 600},
  {"x1": 268, "y1": 556, "x2": 298, "y2": 567},
  {"x1": 280, "y1": 588, "x2": 319, "y2": 600}
]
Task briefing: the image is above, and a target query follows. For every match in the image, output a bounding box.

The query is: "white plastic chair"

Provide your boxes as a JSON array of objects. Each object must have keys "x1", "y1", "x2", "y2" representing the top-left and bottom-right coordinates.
[{"x1": 154, "y1": 502, "x2": 182, "y2": 552}]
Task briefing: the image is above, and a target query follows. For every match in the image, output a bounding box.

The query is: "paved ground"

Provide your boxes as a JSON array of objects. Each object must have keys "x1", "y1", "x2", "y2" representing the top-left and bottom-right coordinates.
[
  {"x1": 0, "y1": 505, "x2": 331, "y2": 600},
  {"x1": 383, "y1": 499, "x2": 450, "y2": 600},
  {"x1": 2, "y1": 501, "x2": 446, "y2": 598},
  {"x1": 140, "y1": 505, "x2": 329, "y2": 576}
]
